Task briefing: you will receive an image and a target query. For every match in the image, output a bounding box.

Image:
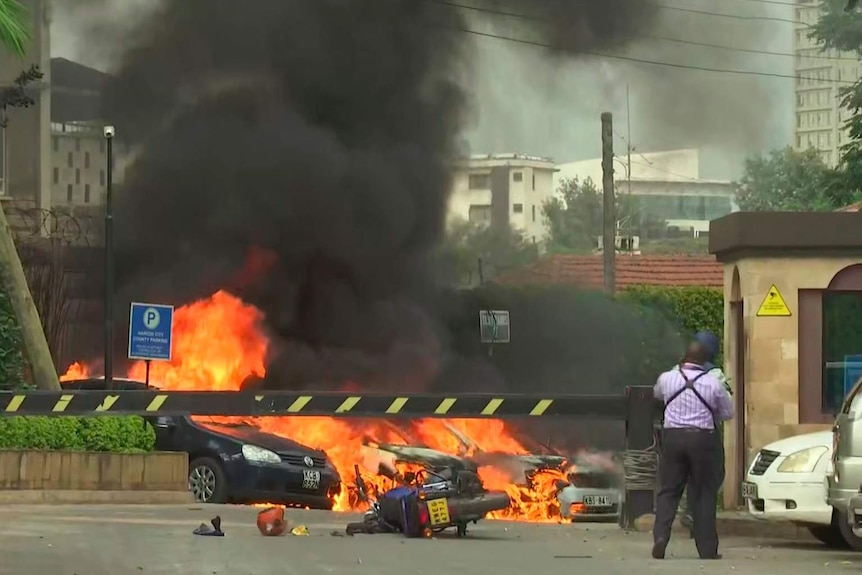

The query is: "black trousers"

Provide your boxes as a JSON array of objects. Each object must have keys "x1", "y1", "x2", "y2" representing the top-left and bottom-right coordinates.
[
  {"x1": 684, "y1": 441, "x2": 725, "y2": 523},
  {"x1": 654, "y1": 428, "x2": 722, "y2": 558}
]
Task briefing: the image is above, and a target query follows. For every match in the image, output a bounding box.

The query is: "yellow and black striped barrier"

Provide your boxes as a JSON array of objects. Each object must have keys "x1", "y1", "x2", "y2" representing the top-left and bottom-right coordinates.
[{"x1": 0, "y1": 390, "x2": 628, "y2": 418}]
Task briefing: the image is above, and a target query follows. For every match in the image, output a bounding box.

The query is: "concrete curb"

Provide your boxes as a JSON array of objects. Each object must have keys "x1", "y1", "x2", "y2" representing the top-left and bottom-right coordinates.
[
  {"x1": 632, "y1": 513, "x2": 816, "y2": 541},
  {"x1": 0, "y1": 490, "x2": 195, "y2": 505}
]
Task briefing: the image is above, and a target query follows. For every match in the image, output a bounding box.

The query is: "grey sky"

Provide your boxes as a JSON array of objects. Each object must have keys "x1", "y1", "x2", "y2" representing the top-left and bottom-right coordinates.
[{"x1": 50, "y1": 0, "x2": 794, "y2": 181}]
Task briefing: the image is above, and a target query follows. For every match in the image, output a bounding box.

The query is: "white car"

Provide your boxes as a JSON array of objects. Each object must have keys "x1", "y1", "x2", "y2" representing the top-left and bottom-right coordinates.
[{"x1": 742, "y1": 430, "x2": 850, "y2": 547}]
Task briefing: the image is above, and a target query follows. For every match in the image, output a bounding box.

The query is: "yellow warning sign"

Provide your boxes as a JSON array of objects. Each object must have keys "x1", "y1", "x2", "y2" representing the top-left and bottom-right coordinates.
[{"x1": 757, "y1": 285, "x2": 791, "y2": 317}]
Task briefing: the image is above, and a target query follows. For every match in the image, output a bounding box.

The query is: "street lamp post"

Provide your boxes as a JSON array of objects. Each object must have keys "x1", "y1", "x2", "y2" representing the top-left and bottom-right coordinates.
[{"x1": 103, "y1": 125, "x2": 115, "y2": 390}]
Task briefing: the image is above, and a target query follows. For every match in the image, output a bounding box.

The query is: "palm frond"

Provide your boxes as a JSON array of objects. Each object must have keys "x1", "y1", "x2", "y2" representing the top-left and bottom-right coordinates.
[{"x1": 0, "y1": 0, "x2": 30, "y2": 56}]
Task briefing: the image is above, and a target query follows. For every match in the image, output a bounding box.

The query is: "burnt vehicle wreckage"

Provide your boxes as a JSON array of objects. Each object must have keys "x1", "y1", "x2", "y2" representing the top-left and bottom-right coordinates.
[
  {"x1": 0, "y1": 387, "x2": 660, "y2": 528},
  {"x1": 346, "y1": 461, "x2": 511, "y2": 538},
  {"x1": 360, "y1": 422, "x2": 623, "y2": 521}
]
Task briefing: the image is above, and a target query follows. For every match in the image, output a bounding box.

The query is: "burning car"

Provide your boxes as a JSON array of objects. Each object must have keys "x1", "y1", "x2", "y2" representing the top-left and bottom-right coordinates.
[
  {"x1": 60, "y1": 378, "x2": 342, "y2": 508},
  {"x1": 361, "y1": 420, "x2": 622, "y2": 521}
]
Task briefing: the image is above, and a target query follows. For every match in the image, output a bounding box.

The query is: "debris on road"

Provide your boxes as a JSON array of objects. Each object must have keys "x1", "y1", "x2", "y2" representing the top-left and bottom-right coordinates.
[
  {"x1": 193, "y1": 516, "x2": 225, "y2": 537},
  {"x1": 291, "y1": 525, "x2": 309, "y2": 536}
]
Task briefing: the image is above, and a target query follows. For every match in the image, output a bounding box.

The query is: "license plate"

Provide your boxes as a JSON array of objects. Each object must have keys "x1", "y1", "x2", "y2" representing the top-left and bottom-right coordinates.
[
  {"x1": 302, "y1": 470, "x2": 320, "y2": 490},
  {"x1": 741, "y1": 481, "x2": 758, "y2": 499},
  {"x1": 426, "y1": 498, "x2": 451, "y2": 526},
  {"x1": 583, "y1": 496, "x2": 611, "y2": 507}
]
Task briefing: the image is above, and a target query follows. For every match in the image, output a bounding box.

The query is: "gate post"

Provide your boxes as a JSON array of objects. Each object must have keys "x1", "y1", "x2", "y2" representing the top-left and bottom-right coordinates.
[{"x1": 620, "y1": 385, "x2": 659, "y2": 529}]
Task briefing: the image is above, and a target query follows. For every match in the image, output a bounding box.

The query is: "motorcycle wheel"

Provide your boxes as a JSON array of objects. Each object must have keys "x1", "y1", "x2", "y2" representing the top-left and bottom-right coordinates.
[{"x1": 346, "y1": 522, "x2": 371, "y2": 535}]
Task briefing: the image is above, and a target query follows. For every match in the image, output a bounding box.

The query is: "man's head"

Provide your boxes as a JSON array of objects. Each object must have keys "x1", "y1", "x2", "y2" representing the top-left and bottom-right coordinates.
[{"x1": 683, "y1": 330, "x2": 719, "y2": 366}]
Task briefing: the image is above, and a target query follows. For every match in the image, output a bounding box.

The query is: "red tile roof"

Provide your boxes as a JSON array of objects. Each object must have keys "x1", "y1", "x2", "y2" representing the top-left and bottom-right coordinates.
[{"x1": 496, "y1": 254, "x2": 723, "y2": 290}]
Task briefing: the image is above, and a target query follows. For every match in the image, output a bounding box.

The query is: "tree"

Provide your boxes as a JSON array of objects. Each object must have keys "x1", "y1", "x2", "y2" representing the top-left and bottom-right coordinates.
[
  {"x1": 734, "y1": 147, "x2": 854, "y2": 211},
  {"x1": 542, "y1": 177, "x2": 637, "y2": 253},
  {"x1": 810, "y1": 1, "x2": 862, "y2": 194},
  {"x1": 436, "y1": 219, "x2": 538, "y2": 287},
  {"x1": 0, "y1": 0, "x2": 29, "y2": 56}
]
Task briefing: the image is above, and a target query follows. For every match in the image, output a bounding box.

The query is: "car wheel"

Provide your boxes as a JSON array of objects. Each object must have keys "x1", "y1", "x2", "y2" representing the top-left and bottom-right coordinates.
[
  {"x1": 835, "y1": 509, "x2": 862, "y2": 550},
  {"x1": 188, "y1": 457, "x2": 228, "y2": 504},
  {"x1": 808, "y1": 523, "x2": 848, "y2": 548}
]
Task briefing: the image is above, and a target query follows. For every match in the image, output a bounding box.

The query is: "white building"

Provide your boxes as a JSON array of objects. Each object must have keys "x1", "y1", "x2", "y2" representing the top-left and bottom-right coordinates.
[
  {"x1": 448, "y1": 154, "x2": 558, "y2": 244},
  {"x1": 50, "y1": 121, "x2": 109, "y2": 207},
  {"x1": 0, "y1": 0, "x2": 51, "y2": 211},
  {"x1": 793, "y1": 0, "x2": 862, "y2": 167},
  {"x1": 555, "y1": 149, "x2": 735, "y2": 238}
]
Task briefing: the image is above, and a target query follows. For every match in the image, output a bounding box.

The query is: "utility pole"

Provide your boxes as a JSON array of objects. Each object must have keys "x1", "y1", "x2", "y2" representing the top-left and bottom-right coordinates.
[
  {"x1": 601, "y1": 112, "x2": 616, "y2": 296},
  {"x1": 626, "y1": 84, "x2": 633, "y2": 253},
  {"x1": 104, "y1": 126, "x2": 115, "y2": 390}
]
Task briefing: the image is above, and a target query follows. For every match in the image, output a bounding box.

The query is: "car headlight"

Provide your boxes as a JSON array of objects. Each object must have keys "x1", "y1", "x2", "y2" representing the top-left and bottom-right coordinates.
[
  {"x1": 777, "y1": 446, "x2": 828, "y2": 473},
  {"x1": 242, "y1": 444, "x2": 281, "y2": 464}
]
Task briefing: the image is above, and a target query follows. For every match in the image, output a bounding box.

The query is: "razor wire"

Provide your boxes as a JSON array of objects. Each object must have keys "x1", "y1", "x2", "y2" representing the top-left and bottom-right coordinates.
[{"x1": 3, "y1": 206, "x2": 102, "y2": 247}]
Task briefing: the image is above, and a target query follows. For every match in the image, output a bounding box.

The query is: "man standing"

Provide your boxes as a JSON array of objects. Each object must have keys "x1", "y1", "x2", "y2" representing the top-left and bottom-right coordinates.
[
  {"x1": 679, "y1": 331, "x2": 732, "y2": 537},
  {"x1": 652, "y1": 338, "x2": 734, "y2": 560}
]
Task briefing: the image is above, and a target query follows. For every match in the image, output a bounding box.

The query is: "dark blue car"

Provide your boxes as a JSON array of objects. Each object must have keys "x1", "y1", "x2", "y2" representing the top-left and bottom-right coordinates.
[{"x1": 60, "y1": 378, "x2": 342, "y2": 508}]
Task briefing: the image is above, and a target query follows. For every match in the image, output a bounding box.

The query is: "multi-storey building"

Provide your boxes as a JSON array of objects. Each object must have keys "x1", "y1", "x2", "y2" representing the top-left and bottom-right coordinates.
[
  {"x1": 793, "y1": 0, "x2": 862, "y2": 167},
  {"x1": 448, "y1": 154, "x2": 558, "y2": 245}
]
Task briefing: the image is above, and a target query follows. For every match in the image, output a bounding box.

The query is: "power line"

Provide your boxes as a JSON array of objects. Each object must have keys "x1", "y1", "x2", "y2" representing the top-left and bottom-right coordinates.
[
  {"x1": 733, "y1": 0, "x2": 799, "y2": 7},
  {"x1": 652, "y1": 34, "x2": 858, "y2": 61},
  {"x1": 655, "y1": 2, "x2": 802, "y2": 24},
  {"x1": 430, "y1": 0, "x2": 848, "y2": 60},
  {"x1": 455, "y1": 25, "x2": 857, "y2": 84},
  {"x1": 428, "y1": 0, "x2": 804, "y2": 25}
]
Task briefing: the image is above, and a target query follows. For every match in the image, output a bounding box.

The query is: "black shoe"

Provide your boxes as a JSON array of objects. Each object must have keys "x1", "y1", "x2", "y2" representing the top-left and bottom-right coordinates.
[
  {"x1": 699, "y1": 554, "x2": 722, "y2": 560},
  {"x1": 652, "y1": 540, "x2": 667, "y2": 559}
]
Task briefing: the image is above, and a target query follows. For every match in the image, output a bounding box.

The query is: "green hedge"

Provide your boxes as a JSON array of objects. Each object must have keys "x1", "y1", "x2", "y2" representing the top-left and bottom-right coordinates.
[
  {"x1": 0, "y1": 290, "x2": 26, "y2": 390},
  {"x1": 0, "y1": 416, "x2": 155, "y2": 452},
  {"x1": 618, "y1": 286, "x2": 724, "y2": 363}
]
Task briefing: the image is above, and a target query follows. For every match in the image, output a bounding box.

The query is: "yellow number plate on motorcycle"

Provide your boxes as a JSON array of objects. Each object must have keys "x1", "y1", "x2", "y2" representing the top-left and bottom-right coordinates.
[{"x1": 427, "y1": 498, "x2": 450, "y2": 526}]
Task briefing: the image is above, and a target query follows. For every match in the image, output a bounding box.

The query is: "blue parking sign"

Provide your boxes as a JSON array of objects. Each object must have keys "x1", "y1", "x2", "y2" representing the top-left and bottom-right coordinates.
[{"x1": 128, "y1": 302, "x2": 174, "y2": 361}]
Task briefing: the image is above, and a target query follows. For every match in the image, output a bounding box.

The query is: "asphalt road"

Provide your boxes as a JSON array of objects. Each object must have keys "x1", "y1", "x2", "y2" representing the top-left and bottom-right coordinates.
[{"x1": 0, "y1": 504, "x2": 858, "y2": 575}]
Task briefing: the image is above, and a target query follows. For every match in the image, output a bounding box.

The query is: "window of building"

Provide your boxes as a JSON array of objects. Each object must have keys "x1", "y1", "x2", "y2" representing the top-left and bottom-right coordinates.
[
  {"x1": 66, "y1": 184, "x2": 73, "y2": 203},
  {"x1": 468, "y1": 204, "x2": 492, "y2": 224},
  {"x1": 822, "y1": 292, "x2": 862, "y2": 413},
  {"x1": 468, "y1": 174, "x2": 490, "y2": 190},
  {"x1": 52, "y1": 167, "x2": 58, "y2": 184},
  {"x1": 84, "y1": 152, "x2": 90, "y2": 169},
  {"x1": 67, "y1": 152, "x2": 73, "y2": 168},
  {"x1": 84, "y1": 184, "x2": 90, "y2": 204},
  {"x1": 75, "y1": 139, "x2": 80, "y2": 152},
  {"x1": 100, "y1": 170, "x2": 105, "y2": 186},
  {"x1": 75, "y1": 168, "x2": 80, "y2": 185},
  {"x1": 52, "y1": 136, "x2": 58, "y2": 152},
  {"x1": 532, "y1": 205, "x2": 536, "y2": 222},
  {"x1": 513, "y1": 203, "x2": 523, "y2": 214},
  {"x1": 512, "y1": 171, "x2": 523, "y2": 182},
  {"x1": 532, "y1": 173, "x2": 535, "y2": 190}
]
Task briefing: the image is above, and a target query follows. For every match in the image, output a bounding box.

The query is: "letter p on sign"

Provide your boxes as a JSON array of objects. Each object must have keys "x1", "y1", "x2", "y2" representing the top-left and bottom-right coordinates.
[{"x1": 143, "y1": 307, "x2": 161, "y2": 330}]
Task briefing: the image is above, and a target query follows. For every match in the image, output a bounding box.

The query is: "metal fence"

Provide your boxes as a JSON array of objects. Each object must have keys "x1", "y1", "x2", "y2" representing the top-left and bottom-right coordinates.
[{"x1": 0, "y1": 387, "x2": 660, "y2": 527}]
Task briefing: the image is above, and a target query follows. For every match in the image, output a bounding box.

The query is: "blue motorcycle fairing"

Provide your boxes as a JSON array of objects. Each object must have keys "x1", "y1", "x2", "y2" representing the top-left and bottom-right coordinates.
[{"x1": 382, "y1": 486, "x2": 417, "y2": 500}]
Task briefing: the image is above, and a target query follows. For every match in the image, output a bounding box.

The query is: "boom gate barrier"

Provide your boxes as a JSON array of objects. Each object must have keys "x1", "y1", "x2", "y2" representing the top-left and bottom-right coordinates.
[{"x1": 0, "y1": 387, "x2": 660, "y2": 528}]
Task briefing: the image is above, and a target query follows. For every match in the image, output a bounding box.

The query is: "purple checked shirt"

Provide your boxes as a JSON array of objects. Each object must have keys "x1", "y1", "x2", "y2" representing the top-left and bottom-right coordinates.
[{"x1": 654, "y1": 363, "x2": 735, "y2": 430}]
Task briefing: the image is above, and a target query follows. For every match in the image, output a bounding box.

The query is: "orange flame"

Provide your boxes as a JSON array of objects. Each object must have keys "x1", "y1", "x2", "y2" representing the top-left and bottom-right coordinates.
[{"x1": 62, "y1": 290, "x2": 575, "y2": 522}]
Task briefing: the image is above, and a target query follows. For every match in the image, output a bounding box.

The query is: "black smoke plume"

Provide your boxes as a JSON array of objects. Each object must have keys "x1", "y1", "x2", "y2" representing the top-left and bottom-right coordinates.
[{"x1": 106, "y1": 0, "x2": 667, "y2": 392}]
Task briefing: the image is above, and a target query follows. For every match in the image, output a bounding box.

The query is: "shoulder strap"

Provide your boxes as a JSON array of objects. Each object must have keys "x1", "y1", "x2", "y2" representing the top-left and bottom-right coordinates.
[{"x1": 663, "y1": 364, "x2": 717, "y2": 429}]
